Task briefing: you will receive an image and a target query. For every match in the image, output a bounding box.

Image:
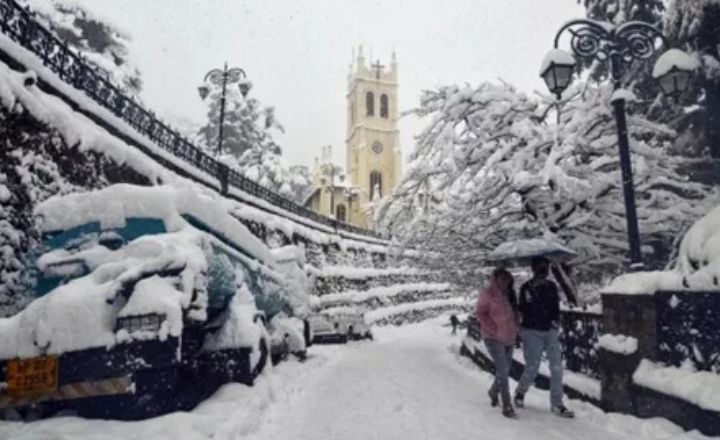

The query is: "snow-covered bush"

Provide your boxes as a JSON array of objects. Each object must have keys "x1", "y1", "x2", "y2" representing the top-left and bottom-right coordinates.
[
  {"x1": 0, "y1": 104, "x2": 137, "y2": 316},
  {"x1": 22, "y1": 0, "x2": 143, "y2": 95}
]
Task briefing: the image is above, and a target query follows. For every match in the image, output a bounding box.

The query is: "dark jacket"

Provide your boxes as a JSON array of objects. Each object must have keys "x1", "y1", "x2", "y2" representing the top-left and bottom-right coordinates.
[{"x1": 518, "y1": 278, "x2": 560, "y2": 331}]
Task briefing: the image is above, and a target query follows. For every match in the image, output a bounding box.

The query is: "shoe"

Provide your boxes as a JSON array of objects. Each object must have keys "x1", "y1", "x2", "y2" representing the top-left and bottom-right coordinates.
[
  {"x1": 502, "y1": 405, "x2": 517, "y2": 419},
  {"x1": 513, "y1": 392, "x2": 524, "y2": 408},
  {"x1": 487, "y1": 389, "x2": 499, "y2": 407},
  {"x1": 551, "y1": 405, "x2": 575, "y2": 418}
]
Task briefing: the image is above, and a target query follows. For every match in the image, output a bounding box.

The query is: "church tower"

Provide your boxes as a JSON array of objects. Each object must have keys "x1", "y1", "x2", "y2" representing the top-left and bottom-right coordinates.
[{"x1": 346, "y1": 47, "x2": 402, "y2": 228}]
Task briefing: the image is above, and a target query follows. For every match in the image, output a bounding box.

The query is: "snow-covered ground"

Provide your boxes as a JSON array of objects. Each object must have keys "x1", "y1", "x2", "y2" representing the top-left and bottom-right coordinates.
[{"x1": 0, "y1": 317, "x2": 711, "y2": 440}]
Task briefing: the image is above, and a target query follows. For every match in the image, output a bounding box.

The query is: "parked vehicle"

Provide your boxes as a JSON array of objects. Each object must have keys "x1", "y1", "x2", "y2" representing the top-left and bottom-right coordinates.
[
  {"x1": 334, "y1": 311, "x2": 373, "y2": 341},
  {"x1": 308, "y1": 309, "x2": 373, "y2": 344},
  {"x1": 268, "y1": 312, "x2": 308, "y2": 364},
  {"x1": 0, "y1": 185, "x2": 305, "y2": 420}
]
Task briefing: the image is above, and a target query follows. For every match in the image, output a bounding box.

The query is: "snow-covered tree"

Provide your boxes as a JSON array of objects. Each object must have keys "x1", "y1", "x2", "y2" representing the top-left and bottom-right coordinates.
[
  {"x1": 287, "y1": 165, "x2": 313, "y2": 204},
  {"x1": 579, "y1": 0, "x2": 665, "y2": 24},
  {"x1": 196, "y1": 86, "x2": 279, "y2": 159},
  {"x1": 577, "y1": 0, "x2": 720, "y2": 158},
  {"x1": 24, "y1": 0, "x2": 143, "y2": 95},
  {"x1": 235, "y1": 141, "x2": 294, "y2": 199},
  {"x1": 377, "y1": 81, "x2": 718, "y2": 292},
  {"x1": 196, "y1": 84, "x2": 307, "y2": 198}
]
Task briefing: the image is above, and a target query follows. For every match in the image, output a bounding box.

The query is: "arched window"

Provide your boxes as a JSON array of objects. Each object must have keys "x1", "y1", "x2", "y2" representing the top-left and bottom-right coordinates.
[
  {"x1": 380, "y1": 94, "x2": 389, "y2": 118},
  {"x1": 336, "y1": 205, "x2": 347, "y2": 222},
  {"x1": 369, "y1": 171, "x2": 383, "y2": 199},
  {"x1": 366, "y1": 91, "x2": 374, "y2": 116}
]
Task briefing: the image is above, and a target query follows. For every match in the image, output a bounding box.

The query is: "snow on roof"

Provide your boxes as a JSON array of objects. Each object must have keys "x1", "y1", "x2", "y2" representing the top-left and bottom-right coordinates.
[
  {"x1": 652, "y1": 49, "x2": 700, "y2": 79},
  {"x1": 539, "y1": 49, "x2": 576, "y2": 75},
  {"x1": 35, "y1": 184, "x2": 275, "y2": 267}
]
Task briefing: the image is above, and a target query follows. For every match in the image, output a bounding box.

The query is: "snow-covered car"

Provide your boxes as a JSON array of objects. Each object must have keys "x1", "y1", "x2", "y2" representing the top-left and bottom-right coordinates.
[
  {"x1": 308, "y1": 309, "x2": 373, "y2": 343},
  {"x1": 308, "y1": 313, "x2": 346, "y2": 343},
  {"x1": 0, "y1": 185, "x2": 301, "y2": 420},
  {"x1": 267, "y1": 312, "x2": 308, "y2": 363},
  {"x1": 334, "y1": 311, "x2": 373, "y2": 341}
]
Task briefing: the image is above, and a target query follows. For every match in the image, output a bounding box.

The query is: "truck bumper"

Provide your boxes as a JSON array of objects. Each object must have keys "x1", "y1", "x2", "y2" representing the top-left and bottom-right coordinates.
[{"x1": 0, "y1": 337, "x2": 179, "y2": 420}]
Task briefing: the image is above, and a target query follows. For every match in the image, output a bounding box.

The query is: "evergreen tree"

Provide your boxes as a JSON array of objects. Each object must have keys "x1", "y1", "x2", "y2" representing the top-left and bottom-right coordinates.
[{"x1": 196, "y1": 86, "x2": 275, "y2": 159}]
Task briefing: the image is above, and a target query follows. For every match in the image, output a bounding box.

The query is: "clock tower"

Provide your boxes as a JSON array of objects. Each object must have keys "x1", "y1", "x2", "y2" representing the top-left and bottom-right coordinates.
[{"x1": 345, "y1": 47, "x2": 402, "y2": 228}]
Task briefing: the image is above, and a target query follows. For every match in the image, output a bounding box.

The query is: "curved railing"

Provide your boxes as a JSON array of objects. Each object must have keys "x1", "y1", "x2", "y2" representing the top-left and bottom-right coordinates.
[{"x1": 0, "y1": 0, "x2": 382, "y2": 240}]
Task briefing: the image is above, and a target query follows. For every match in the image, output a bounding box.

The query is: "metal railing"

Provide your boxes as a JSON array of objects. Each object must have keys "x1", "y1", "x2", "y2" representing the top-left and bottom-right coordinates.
[
  {"x1": 560, "y1": 309, "x2": 602, "y2": 379},
  {"x1": 656, "y1": 290, "x2": 720, "y2": 373},
  {"x1": 0, "y1": 0, "x2": 382, "y2": 240},
  {"x1": 466, "y1": 309, "x2": 602, "y2": 379}
]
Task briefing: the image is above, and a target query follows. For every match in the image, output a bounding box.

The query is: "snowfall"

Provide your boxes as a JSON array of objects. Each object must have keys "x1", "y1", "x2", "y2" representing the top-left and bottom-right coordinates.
[{"x1": 0, "y1": 316, "x2": 712, "y2": 440}]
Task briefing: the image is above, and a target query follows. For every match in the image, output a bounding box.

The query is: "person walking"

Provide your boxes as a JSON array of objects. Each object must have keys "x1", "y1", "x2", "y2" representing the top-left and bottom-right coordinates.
[
  {"x1": 513, "y1": 256, "x2": 575, "y2": 418},
  {"x1": 449, "y1": 314, "x2": 459, "y2": 335},
  {"x1": 476, "y1": 268, "x2": 519, "y2": 418}
]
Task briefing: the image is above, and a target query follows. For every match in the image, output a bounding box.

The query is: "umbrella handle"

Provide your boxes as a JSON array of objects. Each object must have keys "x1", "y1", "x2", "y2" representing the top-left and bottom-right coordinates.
[{"x1": 551, "y1": 263, "x2": 578, "y2": 307}]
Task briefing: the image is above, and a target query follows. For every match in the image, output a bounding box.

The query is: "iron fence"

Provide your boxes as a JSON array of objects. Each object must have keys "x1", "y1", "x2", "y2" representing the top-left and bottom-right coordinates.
[
  {"x1": 560, "y1": 309, "x2": 602, "y2": 379},
  {"x1": 656, "y1": 290, "x2": 720, "y2": 373},
  {"x1": 0, "y1": 0, "x2": 381, "y2": 240},
  {"x1": 466, "y1": 309, "x2": 602, "y2": 379}
]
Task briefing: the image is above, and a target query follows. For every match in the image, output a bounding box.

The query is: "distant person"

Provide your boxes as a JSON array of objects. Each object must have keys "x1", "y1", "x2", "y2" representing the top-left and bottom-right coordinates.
[
  {"x1": 476, "y1": 268, "x2": 519, "y2": 418},
  {"x1": 514, "y1": 256, "x2": 574, "y2": 418},
  {"x1": 449, "y1": 314, "x2": 459, "y2": 335}
]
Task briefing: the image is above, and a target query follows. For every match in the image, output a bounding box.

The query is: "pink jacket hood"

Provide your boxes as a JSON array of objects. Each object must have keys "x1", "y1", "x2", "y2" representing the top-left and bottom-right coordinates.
[{"x1": 475, "y1": 278, "x2": 519, "y2": 346}]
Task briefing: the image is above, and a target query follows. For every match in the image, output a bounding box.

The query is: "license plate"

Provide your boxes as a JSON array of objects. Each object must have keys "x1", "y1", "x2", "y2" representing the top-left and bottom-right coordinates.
[{"x1": 6, "y1": 356, "x2": 59, "y2": 397}]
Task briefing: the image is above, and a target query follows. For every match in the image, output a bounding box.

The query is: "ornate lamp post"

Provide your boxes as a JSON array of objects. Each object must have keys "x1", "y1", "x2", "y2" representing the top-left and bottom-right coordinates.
[
  {"x1": 198, "y1": 62, "x2": 251, "y2": 155},
  {"x1": 541, "y1": 20, "x2": 697, "y2": 270}
]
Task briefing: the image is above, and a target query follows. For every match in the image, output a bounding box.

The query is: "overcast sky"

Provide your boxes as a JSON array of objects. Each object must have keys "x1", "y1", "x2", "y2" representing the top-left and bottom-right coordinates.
[{"x1": 70, "y1": 0, "x2": 584, "y2": 169}]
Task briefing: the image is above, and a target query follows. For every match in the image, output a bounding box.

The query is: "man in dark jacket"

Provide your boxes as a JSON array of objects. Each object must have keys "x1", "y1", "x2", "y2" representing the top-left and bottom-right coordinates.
[
  {"x1": 513, "y1": 256, "x2": 574, "y2": 418},
  {"x1": 449, "y1": 314, "x2": 459, "y2": 335}
]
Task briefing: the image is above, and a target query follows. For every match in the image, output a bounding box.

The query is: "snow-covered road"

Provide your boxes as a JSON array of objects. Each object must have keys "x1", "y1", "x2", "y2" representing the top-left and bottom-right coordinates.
[{"x1": 0, "y1": 318, "x2": 712, "y2": 440}]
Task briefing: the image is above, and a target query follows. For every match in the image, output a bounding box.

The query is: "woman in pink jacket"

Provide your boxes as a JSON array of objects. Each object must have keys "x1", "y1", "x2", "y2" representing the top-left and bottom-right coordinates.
[{"x1": 476, "y1": 268, "x2": 520, "y2": 418}]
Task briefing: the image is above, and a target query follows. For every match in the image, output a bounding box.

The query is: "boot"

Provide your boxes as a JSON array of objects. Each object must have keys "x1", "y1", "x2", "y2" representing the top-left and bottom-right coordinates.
[
  {"x1": 487, "y1": 389, "x2": 499, "y2": 407},
  {"x1": 502, "y1": 404, "x2": 517, "y2": 419}
]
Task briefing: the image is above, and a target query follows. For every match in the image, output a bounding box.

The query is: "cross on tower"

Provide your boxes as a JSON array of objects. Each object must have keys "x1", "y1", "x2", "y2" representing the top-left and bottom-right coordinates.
[{"x1": 371, "y1": 60, "x2": 384, "y2": 79}]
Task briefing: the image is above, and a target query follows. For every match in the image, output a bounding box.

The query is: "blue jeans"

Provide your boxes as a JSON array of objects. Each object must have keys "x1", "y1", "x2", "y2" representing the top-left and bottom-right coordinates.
[
  {"x1": 484, "y1": 339, "x2": 513, "y2": 407},
  {"x1": 516, "y1": 328, "x2": 564, "y2": 408}
]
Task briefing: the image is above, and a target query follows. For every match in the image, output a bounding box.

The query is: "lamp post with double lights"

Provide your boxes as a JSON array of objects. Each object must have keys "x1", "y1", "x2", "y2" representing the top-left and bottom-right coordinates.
[
  {"x1": 540, "y1": 20, "x2": 698, "y2": 270},
  {"x1": 198, "y1": 62, "x2": 252, "y2": 156}
]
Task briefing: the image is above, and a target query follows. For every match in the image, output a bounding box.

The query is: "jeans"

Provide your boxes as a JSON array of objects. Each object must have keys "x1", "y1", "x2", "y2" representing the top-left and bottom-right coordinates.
[
  {"x1": 484, "y1": 339, "x2": 513, "y2": 407},
  {"x1": 516, "y1": 328, "x2": 564, "y2": 408}
]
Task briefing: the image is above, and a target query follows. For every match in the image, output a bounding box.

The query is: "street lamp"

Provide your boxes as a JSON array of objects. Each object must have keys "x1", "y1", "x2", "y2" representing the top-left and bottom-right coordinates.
[
  {"x1": 198, "y1": 62, "x2": 252, "y2": 155},
  {"x1": 541, "y1": 20, "x2": 697, "y2": 270},
  {"x1": 653, "y1": 49, "x2": 699, "y2": 98}
]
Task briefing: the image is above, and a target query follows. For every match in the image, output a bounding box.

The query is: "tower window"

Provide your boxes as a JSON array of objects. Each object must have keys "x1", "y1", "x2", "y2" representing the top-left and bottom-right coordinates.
[
  {"x1": 336, "y1": 205, "x2": 347, "y2": 222},
  {"x1": 370, "y1": 171, "x2": 383, "y2": 199},
  {"x1": 380, "y1": 94, "x2": 389, "y2": 118},
  {"x1": 366, "y1": 91, "x2": 374, "y2": 116}
]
